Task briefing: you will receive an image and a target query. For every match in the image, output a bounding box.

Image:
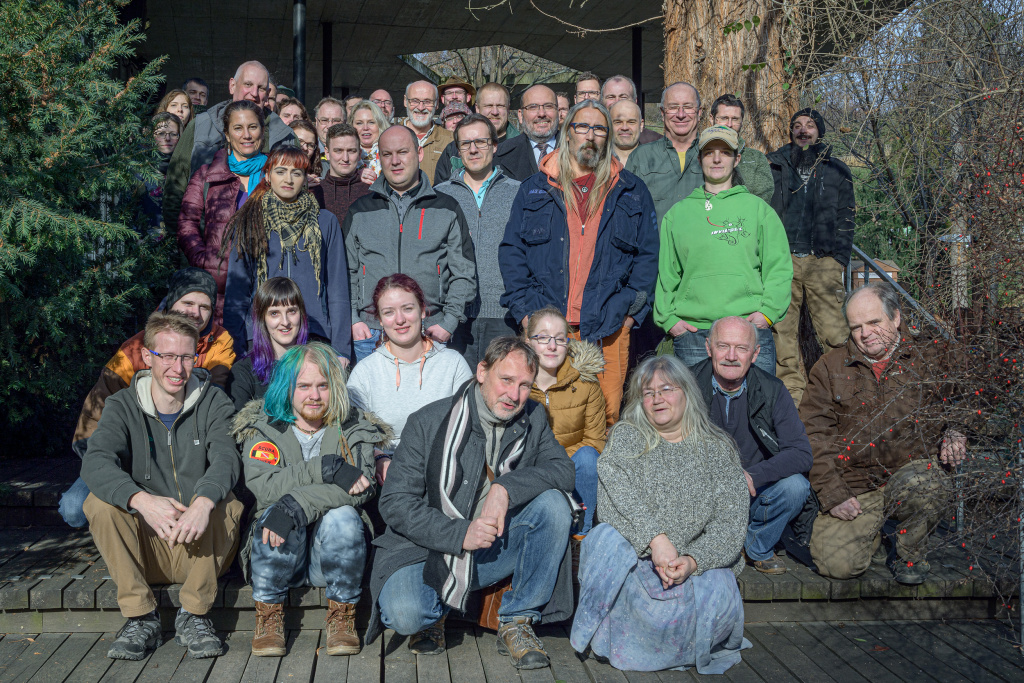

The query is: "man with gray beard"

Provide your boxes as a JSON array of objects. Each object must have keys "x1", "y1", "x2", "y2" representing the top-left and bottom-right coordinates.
[
  {"x1": 398, "y1": 80, "x2": 454, "y2": 183},
  {"x1": 500, "y1": 100, "x2": 659, "y2": 424}
]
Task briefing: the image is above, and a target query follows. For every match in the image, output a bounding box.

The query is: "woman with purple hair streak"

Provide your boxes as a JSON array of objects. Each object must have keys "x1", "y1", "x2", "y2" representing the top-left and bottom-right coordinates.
[{"x1": 225, "y1": 277, "x2": 310, "y2": 411}]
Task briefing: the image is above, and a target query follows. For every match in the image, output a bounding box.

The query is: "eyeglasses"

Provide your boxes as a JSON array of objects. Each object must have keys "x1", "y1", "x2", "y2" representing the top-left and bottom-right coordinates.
[
  {"x1": 568, "y1": 122, "x2": 610, "y2": 137},
  {"x1": 406, "y1": 98, "x2": 436, "y2": 108},
  {"x1": 529, "y1": 335, "x2": 568, "y2": 346},
  {"x1": 663, "y1": 104, "x2": 698, "y2": 115},
  {"x1": 457, "y1": 137, "x2": 494, "y2": 151},
  {"x1": 298, "y1": 141, "x2": 316, "y2": 152},
  {"x1": 154, "y1": 131, "x2": 180, "y2": 140},
  {"x1": 149, "y1": 349, "x2": 197, "y2": 367},
  {"x1": 371, "y1": 98, "x2": 393, "y2": 108},
  {"x1": 480, "y1": 103, "x2": 508, "y2": 111},
  {"x1": 576, "y1": 90, "x2": 600, "y2": 99},
  {"x1": 316, "y1": 117, "x2": 344, "y2": 126},
  {"x1": 642, "y1": 385, "x2": 681, "y2": 401},
  {"x1": 522, "y1": 103, "x2": 557, "y2": 113}
]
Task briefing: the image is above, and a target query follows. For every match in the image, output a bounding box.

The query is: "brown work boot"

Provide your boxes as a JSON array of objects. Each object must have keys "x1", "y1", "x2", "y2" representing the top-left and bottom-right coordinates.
[
  {"x1": 497, "y1": 616, "x2": 550, "y2": 669},
  {"x1": 252, "y1": 601, "x2": 286, "y2": 657},
  {"x1": 324, "y1": 600, "x2": 360, "y2": 655},
  {"x1": 409, "y1": 614, "x2": 446, "y2": 655},
  {"x1": 745, "y1": 550, "x2": 787, "y2": 574}
]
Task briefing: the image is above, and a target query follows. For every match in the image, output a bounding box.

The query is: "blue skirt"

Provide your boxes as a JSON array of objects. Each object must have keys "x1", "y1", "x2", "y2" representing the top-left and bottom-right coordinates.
[{"x1": 570, "y1": 523, "x2": 750, "y2": 673}]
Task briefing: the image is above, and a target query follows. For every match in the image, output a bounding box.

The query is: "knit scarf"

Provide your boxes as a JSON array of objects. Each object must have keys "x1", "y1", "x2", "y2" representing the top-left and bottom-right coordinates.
[
  {"x1": 228, "y1": 151, "x2": 267, "y2": 192},
  {"x1": 258, "y1": 192, "x2": 324, "y2": 294}
]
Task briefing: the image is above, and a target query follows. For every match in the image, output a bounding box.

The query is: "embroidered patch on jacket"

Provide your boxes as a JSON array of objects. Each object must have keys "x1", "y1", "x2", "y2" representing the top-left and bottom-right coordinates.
[{"x1": 249, "y1": 441, "x2": 281, "y2": 465}]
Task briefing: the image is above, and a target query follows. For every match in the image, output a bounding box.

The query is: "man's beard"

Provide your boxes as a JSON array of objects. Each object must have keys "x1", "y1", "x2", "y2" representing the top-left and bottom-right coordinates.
[
  {"x1": 575, "y1": 141, "x2": 603, "y2": 169},
  {"x1": 300, "y1": 403, "x2": 326, "y2": 423},
  {"x1": 522, "y1": 120, "x2": 554, "y2": 144},
  {"x1": 791, "y1": 141, "x2": 823, "y2": 173},
  {"x1": 408, "y1": 111, "x2": 433, "y2": 129}
]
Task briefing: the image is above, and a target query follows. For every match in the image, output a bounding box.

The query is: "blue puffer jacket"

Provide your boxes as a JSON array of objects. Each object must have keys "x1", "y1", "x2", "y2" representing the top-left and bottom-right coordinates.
[{"x1": 499, "y1": 165, "x2": 659, "y2": 344}]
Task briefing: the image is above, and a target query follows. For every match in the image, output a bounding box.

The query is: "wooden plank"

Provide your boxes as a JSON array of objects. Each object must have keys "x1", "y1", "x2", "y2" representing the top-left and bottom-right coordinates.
[
  {"x1": 206, "y1": 630, "x2": 254, "y2": 683},
  {"x1": 346, "y1": 630, "x2": 382, "y2": 682},
  {"x1": 824, "y1": 622, "x2": 940, "y2": 682},
  {"x1": 168, "y1": 648, "x2": 217, "y2": 682},
  {"x1": 311, "y1": 631, "x2": 350, "y2": 683},
  {"x1": 0, "y1": 529, "x2": 50, "y2": 570},
  {"x1": 60, "y1": 632, "x2": 116, "y2": 683},
  {"x1": 442, "y1": 625, "x2": 486, "y2": 683},
  {"x1": 760, "y1": 560, "x2": 802, "y2": 601},
  {"x1": 886, "y1": 621, "x2": 1005, "y2": 683},
  {"x1": 382, "y1": 628, "x2": 417, "y2": 683},
  {"x1": 132, "y1": 633, "x2": 187, "y2": 683},
  {"x1": 32, "y1": 554, "x2": 102, "y2": 610},
  {"x1": 722, "y1": 657, "x2": 767, "y2": 683},
  {"x1": 275, "y1": 629, "x2": 319, "y2": 681},
  {"x1": 917, "y1": 621, "x2": 1024, "y2": 681},
  {"x1": 862, "y1": 622, "x2": 974, "y2": 683},
  {"x1": 237, "y1": 640, "x2": 281, "y2": 683},
  {"x1": 0, "y1": 632, "x2": 68, "y2": 683},
  {"x1": 765, "y1": 622, "x2": 869, "y2": 683},
  {"x1": 416, "y1": 643, "x2": 453, "y2": 682},
  {"x1": 726, "y1": 631, "x2": 793, "y2": 682},
  {"x1": 63, "y1": 559, "x2": 110, "y2": 609},
  {"x1": 27, "y1": 631, "x2": 100, "y2": 683},
  {"x1": 0, "y1": 634, "x2": 40, "y2": 675},
  {"x1": 98, "y1": 643, "x2": 157, "y2": 683},
  {"x1": 582, "y1": 656, "x2": 630, "y2": 683},
  {"x1": 736, "y1": 569, "x2": 773, "y2": 601},
  {"x1": 744, "y1": 625, "x2": 838, "y2": 683},
  {"x1": 946, "y1": 621, "x2": 1024, "y2": 668},
  {"x1": 793, "y1": 622, "x2": 902, "y2": 682},
  {"x1": 538, "y1": 625, "x2": 590, "y2": 683},
  {"x1": 0, "y1": 535, "x2": 94, "y2": 609},
  {"x1": 623, "y1": 671, "x2": 667, "y2": 682}
]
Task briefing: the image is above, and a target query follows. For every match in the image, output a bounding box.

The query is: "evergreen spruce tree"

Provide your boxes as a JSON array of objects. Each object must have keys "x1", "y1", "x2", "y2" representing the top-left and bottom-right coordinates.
[{"x1": 0, "y1": 0, "x2": 173, "y2": 452}]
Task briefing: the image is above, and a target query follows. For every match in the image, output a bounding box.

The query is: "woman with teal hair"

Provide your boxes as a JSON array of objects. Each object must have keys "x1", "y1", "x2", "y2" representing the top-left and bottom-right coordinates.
[{"x1": 231, "y1": 342, "x2": 393, "y2": 657}]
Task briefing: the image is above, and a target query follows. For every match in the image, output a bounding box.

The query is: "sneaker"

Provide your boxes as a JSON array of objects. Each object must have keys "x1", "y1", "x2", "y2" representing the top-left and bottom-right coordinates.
[
  {"x1": 745, "y1": 550, "x2": 787, "y2": 574},
  {"x1": 174, "y1": 609, "x2": 224, "y2": 658},
  {"x1": 324, "y1": 600, "x2": 360, "y2": 655},
  {"x1": 251, "y1": 601, "x2": 286, "y2": 657},
  {"x1": 892, "y1": 559, "x2": 931, "y2": 585},
  {"x1": 496, "y1": 616, "x2": 550, "y2": 669},
  {"x1": 409, "y1": 614, "x2": 446, "y2": 655},
  {"x1": 107, "y1": 612, "x2": 161, "y2": 660}
]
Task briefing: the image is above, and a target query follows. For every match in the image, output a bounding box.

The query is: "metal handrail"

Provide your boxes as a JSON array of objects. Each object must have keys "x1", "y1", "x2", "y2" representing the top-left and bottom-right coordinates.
[{"x1": 845, "y1": 243, "x2": 955, "y2": 341}]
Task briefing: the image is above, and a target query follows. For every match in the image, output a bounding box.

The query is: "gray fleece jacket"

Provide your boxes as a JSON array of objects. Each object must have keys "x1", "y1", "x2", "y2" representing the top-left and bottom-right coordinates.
[
  {"x1": 343, "y1": 171, "x2": 477, "y2": 334},
  {"x1": 434, "y1": 168, "x2": 521, "y2": 319}
]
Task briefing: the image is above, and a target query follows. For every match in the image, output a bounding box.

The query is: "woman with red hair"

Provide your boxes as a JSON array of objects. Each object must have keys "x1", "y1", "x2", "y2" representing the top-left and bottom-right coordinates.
[{"x1": 221, "y1": 144, "x2": 352, "y2": 363}]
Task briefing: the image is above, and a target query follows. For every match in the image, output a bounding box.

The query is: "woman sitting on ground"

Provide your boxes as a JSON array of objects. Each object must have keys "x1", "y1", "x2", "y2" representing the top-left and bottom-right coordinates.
[
  {"x1": 346, "y1": 274, "x2": 473, "y2": 485},
  {"x1": 525, "y1": 306, "x2": 606, "y2": 536},
  {"x1": 221, "y1": 146, "x2": 351, "y2": 362},
  {"x1": 570, "y1": 354, "x2": 750, "y2": 674},
  {"x1": 226, "y1": 276, "x2": 309, "y2": 410}
]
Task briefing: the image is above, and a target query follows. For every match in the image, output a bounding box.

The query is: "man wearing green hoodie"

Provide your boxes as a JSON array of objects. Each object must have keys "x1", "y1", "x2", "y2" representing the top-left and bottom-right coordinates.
[
  {"x1": 82, "y1": 312, "x2": 243, "y2": 662},
  {"x1": 654, "y1": 126, "x2": 793, "y2": 374}
]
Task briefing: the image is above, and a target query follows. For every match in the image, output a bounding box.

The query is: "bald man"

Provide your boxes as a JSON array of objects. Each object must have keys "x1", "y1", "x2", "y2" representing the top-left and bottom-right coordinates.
[
  {"x1": 610, "y1": 100, "x2": 644, "y2": 164},
  {"x1": 344, "y1": 125, "x2": 477, "y2": 362}
]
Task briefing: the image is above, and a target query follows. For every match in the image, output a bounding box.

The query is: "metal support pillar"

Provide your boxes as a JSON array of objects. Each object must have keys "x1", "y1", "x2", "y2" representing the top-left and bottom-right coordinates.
[
  {"x1": 322, "y1": 22, "x2": 333, "y2": 98},
  {"x1": 293, "y1": 0, "x2": 306, "y2": 103},
  {"x1": 631, "y1": 26, "x2": 644, "y2": 109}
]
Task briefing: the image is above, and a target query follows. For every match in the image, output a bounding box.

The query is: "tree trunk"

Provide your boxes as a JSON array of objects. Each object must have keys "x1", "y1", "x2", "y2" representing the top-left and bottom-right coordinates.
[{"x1": 663, "y1": 0, "x2": 802, "y2": 151}]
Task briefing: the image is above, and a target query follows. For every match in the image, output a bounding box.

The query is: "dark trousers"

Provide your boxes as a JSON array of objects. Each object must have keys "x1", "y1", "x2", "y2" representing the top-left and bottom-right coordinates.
[{"x1": 450, "y1": 315, "x2": 520, "y2": 370}]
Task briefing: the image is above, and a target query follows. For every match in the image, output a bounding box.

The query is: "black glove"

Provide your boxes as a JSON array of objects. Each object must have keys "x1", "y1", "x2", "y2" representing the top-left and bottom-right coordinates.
[
  {"x1": 320, "y1": 454, "x2": 366, "y2": 492},
  {"x1": 260, "y1": 494, "x2": 308, "y2": 538}
]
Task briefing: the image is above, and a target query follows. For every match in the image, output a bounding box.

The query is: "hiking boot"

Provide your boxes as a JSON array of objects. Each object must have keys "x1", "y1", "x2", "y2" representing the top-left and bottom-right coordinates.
[
  {"x1": 325, "y1": 600, "x2": 360, "y2": 655},
  {"x1": 409, "y1": 614, "x2": 446, "y2": 655},
  {"x1": 251, "y1": 601, "x2": 286, "y2": 657},
  {"x1": 745, "y1": 551, "x2": 787, "y2": 575},
  {"x1": 892, "y1": 559, "x2": 931, "y2": 585},
  {"x1": 871, "y1": 542, "x2": 888, "y2": 566},
  {"x1": 496, "y1": 616, "x2": 550, "y2": 669},
  {"x1": 174, "y1": 609, "x2": 223, "y2": 658},
  {"x1": 107, "y1": 612, "x2": 161, "y2": 660}
]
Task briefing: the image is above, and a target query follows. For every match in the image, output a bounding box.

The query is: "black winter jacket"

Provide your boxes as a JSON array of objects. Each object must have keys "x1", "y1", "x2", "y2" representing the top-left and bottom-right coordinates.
[{"x1": 768, "y1": 143, "x2": 856, "y2": 265}]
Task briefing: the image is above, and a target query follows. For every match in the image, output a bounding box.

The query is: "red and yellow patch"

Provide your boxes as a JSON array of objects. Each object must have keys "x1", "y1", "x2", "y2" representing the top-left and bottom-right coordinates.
[{"x1": 249, "y1": 441, "x2": 281, "y2": 466}]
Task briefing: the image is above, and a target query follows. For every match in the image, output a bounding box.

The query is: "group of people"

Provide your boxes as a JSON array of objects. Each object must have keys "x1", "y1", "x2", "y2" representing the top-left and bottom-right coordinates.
[{"x1": 67, "y1": 59, "x2": 970, "y2": 674}]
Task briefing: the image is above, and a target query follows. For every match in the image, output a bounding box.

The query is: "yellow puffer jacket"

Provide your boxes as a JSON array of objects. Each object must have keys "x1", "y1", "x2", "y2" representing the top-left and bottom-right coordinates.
[{"x1": 529, "y1": 339, "x2": 606, "y2": 457}]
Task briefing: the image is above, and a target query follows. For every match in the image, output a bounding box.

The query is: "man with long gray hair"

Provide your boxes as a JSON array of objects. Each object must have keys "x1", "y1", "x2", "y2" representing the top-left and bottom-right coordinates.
[{"x1": 500, "y1": 100, "x2": 659, "y2": 423}]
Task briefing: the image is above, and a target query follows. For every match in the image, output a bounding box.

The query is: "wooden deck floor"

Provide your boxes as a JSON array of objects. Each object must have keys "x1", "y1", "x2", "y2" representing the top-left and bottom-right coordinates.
[{"x1": 1, "y1": 620, "x2": 1022, "y2": 682}]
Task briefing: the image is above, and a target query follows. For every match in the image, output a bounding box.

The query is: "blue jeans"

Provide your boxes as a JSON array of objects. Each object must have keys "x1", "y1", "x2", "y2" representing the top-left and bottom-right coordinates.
[
  {"x1": 353, "y1": 328, "x2": 382, "y2": 364},
  {"x1": 250, "y1": 505, "x2": 367, "y2": 604},
  {"x1": 378, "y1": 489, "x2": 570, "y2": 634},
  {"x1": 571, "y1": 446, "x2": 600, "y2": 535},
  {"x1": 746, "y1": 474, "x2": 810, "y2": 561},
  {"x1": 59, "y1": 477, "x2": 90, "y2": 528},
  {"x1": 672, "y1": 327, "x2": 776, "y2": 375}
]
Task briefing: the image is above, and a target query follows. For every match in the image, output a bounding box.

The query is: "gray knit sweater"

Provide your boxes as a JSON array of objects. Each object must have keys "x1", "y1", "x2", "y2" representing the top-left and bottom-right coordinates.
[
  {"x1": 596, "y1": 422, "x2": 749, "y2": 577},
  {"x1": 434, "y1": 168, "x2": 521, "y2": 319}
]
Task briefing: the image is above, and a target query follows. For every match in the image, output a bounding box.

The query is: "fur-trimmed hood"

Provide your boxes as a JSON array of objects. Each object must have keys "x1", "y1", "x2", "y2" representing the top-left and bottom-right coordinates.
[
  {"x1": 566, "y1": 338, "x2": 605, "y2": 384},
  {"x1": 231, "y1": 397, "x2": 394, "y2": 450}
]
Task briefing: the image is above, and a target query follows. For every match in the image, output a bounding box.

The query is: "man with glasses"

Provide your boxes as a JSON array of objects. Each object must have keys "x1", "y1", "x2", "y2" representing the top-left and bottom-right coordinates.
[
  {"x1": 433, "y1": 82, "x2": 524, "y2": 184},
  {"x1": 436, "y1": 114, "x2": 523, "y2": 368},
  {"x1": 397, "y1": 80, "x2": 454, "y2": 183},
  {"x1": 370, "y1": 89, "x2": 395, "y2": 122},
  {"x1": 313, "y1": 97, "x2": 347, "y2": 154},
  {"x1": 574, "y1": 72, "x2": 601, "y2": 104},
  {"x1": 81, "y1": 310, "x2": 243, "y2": 661},
  {"x1": 501, "y1": 101, "x2": 659, "y2": 423},
  {"x1": 492, "y1": 84, "x2": 560, "y2": 182}
]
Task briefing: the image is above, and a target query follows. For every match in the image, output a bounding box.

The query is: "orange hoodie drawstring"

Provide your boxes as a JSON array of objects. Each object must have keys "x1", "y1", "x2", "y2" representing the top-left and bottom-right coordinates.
[{"x1": 384, "y1": 338, "x2": 434, "y2": 389}]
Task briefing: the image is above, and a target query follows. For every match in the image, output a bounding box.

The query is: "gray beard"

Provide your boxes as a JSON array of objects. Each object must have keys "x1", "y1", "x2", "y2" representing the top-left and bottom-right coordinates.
[{"x1": 523, "y1": 126, "x2": 555, "y2": 144}]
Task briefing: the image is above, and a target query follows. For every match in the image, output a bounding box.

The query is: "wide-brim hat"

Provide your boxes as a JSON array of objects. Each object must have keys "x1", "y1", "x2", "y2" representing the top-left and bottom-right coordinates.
[
  {"x1": 438, "y1": 76, "x2": 476, "y2": 102},
  {"x1": 440, "y1": 101, "x2": 472, "y2": 121},
  {"x1": 698, "y1": 125, "x2": 740, "y2": 151}
]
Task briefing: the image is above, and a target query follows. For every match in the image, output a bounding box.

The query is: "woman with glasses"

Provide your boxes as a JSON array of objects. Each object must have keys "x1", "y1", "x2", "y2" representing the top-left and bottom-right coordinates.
[
  {"x1": 179, "y1": 100, "x2": 268, "y2": 325},
  {"x1": 141, "y1": 112, "x2": 182, "y2": 237},
  {"x1": 570, "y1": 354, "x2": 750, "y2": 673},
  {"x1": 346, "y1": 274, "x2": 472, "y2": 486},
  {"x1": 156, "y1": 88, "x2": 192, "y2": 128},
  {"x1": 525, "y1": 306, "x2": 605, "y2": 536},
  {"x1": 349, "y1": 100, "x2": 390, "y2": 184},
  {"x1": 654, "y1": 125, "x2": 792, "y2": 373},
  {"x1": 289, "y1": 119, "x2": 321, "y2": 185}
]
